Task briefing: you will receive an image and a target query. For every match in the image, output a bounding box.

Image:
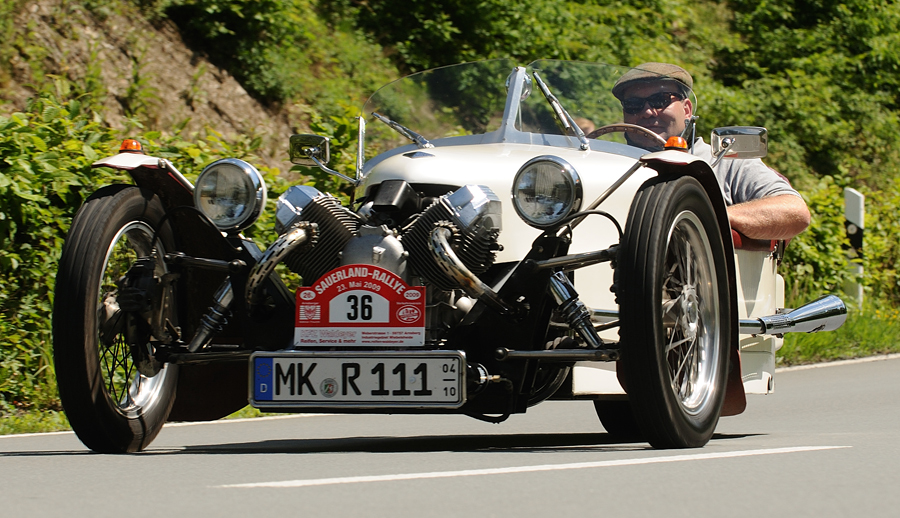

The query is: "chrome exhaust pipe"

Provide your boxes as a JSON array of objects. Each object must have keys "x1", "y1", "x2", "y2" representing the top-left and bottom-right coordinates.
[
  {"x1": 739, "y1": 295, "x2": 847, "y2": 336},
  {"x1": 246, "y1": 222, "x2": 314, "y2": 309},
  {"x1": 587, "y1": 294, "x2": 848, "y2": 337},
  {"x1": 430, "y1": 227, "x2": 516, "y2": 316}
]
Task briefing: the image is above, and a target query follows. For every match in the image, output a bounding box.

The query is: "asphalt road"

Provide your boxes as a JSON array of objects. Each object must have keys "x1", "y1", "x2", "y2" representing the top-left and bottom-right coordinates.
[{"x1": 3, "y1": 355, "x2": 900, "y2": 518}]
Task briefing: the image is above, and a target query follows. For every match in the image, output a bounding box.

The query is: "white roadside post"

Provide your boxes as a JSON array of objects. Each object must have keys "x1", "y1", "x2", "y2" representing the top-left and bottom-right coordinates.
[{"x1": 844, "y1": 187, "x2": 864, "y2": 308}]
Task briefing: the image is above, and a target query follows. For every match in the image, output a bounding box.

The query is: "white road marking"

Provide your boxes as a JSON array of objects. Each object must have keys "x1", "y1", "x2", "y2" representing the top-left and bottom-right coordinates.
[
  {"x1": 163, "y1": 413, "x2": 332, "y2": 428},
  {"x1": 0, "y1": 413, "x2": 329, "y2": 439},
  {"x1": 777, "y1": 353, "x2": 900, "y2": 372},
  {"x1": 0, "y1": 430, "x2": 75, "y2": 439},
  {"x1": 216, "y1": 445, "x2": 850, "y2": 488}
]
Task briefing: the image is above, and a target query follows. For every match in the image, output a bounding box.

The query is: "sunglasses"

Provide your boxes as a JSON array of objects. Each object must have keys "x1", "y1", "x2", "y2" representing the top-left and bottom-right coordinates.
[{"x1": 622, "y1": 92, "x2": 685, "y2": 115}]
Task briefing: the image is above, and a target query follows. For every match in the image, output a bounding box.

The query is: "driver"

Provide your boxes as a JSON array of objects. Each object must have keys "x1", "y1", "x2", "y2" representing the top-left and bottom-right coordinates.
[{"x1": 612, "y1": 62, "x2": 810, "y2": 241}]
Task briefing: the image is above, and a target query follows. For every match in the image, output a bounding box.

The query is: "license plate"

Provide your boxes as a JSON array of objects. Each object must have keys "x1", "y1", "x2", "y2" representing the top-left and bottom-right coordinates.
[{"x1": 250, "y1": 351, "x2": 465, "y2": 409}]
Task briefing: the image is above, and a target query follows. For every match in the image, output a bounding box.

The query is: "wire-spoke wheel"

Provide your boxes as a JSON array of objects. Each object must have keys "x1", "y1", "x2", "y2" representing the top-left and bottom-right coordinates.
[
  {"x1": 618, "y1": 175, "x2": 730, "y2": 449},
  {"x1": 54, "y1": 186, "x2": 178, "y2": 453}
]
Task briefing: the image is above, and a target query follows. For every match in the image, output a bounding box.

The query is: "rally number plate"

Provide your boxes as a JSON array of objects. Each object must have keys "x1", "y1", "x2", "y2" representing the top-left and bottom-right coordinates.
[
  {"x1": 251, "y1": 351, "x2": 465, "y2": 409},
  {"x1": 295, "y1": 265, "x2": 426, "y2": 347}
]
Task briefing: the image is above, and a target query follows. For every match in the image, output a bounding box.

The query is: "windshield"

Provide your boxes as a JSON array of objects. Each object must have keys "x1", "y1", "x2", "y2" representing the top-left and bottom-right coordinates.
[{"x1": 362, "y1": 59, "x2": 697, "y2": 152}]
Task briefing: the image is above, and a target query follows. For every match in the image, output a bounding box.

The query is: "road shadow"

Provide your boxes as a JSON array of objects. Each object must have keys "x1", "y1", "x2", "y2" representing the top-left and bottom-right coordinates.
[
  {"x1": 0, "y1": 431, "x2": 761, "y2": 457},
  {"x1": 153, "y1": 431, "x2": 759, "y2": 456}
]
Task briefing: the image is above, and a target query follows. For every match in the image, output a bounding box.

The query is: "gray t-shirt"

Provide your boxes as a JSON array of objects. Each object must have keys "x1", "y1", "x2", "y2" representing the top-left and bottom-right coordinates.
[{"x1": 691, "y1": 138, "x2": 800, "y2": 206}]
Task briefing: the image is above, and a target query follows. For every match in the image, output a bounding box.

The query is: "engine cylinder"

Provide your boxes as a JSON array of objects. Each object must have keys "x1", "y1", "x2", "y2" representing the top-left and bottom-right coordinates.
[
  {"x1": 401, "y1": 185, "x2": 501, "y2": 291},
  {"x1": 276, "y1": 186, "x2": 360, "y2": 284}
]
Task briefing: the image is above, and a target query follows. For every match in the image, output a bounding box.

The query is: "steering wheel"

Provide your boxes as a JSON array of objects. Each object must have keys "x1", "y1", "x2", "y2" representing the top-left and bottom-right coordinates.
[{"x1": 585, "y1": 123, "x2": 667, "y2": 147}]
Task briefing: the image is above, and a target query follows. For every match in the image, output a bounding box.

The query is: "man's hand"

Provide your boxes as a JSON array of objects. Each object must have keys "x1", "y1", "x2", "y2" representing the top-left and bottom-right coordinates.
[{"x1": 727, "y1": 194, "x2": 811, "y2": 240}]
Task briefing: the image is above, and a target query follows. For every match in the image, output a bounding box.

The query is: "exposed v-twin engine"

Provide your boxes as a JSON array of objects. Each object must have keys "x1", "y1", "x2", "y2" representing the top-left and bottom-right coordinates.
[{"x1": 274, "y1": 184, "x2": 502, "y2": 293}]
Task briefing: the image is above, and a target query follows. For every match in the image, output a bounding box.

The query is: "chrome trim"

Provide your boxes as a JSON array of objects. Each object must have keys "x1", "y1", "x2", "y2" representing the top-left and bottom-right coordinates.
[
  {"x1": 159, "y1": 159, "x2": 194, "y2": 193},
  {"x1": 587, "y1": 294, "x2": 848, "y2": 336},
  {"x1": 590, "y1": 308, "x2": 619, "y2": 324},
  {"x1": 512, "y1": 155, "x2": 583, "y2": 229},
  {"x1": 275, "y1": 185, "x2": 323, "y2": 234},
  {"x1": 530, "y1": 246, "x2": 617, "y2": 271},
  {"x1": 445, "y1": 184, "x2": 502, "y2": 231},
  {"x1": 495, "y1": 347, "x2": 619, "y2": 362},
  {"x1": 711, "y1": 126, "x2": 768, "y2": 160},
  {"x1": 194, "y1": 158, "x2": 267, "y2": 233},
  {"x1": 356, "y1": 115, "x2": 365, "y2": 180},
  {"x1": 741, "y1": 295, "x2": 847, "y2": 335},
  {"x1": 187, "y1": 280, "x2": 234, "y2": 352},
  {"x1": 429, "y1": 227, "x2": 515, "y2": 315},
  {"x1": 548, "y1": 272, "x2": 604, "y2": 349},
  {"x1": 246, "y1": 223, "x2": 314, "y2": 308}
]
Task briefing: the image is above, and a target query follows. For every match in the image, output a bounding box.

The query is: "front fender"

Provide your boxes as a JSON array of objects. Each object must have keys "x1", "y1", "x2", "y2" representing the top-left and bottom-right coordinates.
[
  {"x1": 92, "y1": 153, "x2": 282, "y2": 421},
  {"x1": 640, "y1": 150, "x2": 745, "y2": 416}
]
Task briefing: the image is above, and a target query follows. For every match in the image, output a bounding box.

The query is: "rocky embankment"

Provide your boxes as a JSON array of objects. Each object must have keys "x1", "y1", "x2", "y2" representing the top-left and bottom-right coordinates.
[{"x1": 3, "y1": 0, "x2": 293, "y2": 163}]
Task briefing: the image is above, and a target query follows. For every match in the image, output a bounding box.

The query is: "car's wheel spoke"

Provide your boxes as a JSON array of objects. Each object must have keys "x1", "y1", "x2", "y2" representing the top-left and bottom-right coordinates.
[
  {"x1": 673, "y1": 338, "x2": 697, "y2": 389},
  {"x1": 665, "y1": 332, "x2": 691, "y2": 353}
]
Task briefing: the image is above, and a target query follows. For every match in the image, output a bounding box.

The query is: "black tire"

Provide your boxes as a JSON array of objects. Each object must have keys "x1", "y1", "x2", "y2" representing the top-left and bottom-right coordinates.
[
  {"x1": 593, "y1": 400, "x2": 643, "y2": 441},
  {"x1": 618, "y1": 176, "x2": 730, "y2": 449},
  {"x1": 53, "y1": 186, "x2": 178, "y2": 453}
]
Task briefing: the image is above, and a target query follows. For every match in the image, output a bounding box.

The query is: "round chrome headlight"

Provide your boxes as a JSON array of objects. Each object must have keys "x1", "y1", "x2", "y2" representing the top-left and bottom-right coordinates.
[
  {"x1": 511, "y1": 156, "x2": 582, "y2": 229},
  {"x1": 194, "y1": 158, "x2": 267, "y2": 232}
]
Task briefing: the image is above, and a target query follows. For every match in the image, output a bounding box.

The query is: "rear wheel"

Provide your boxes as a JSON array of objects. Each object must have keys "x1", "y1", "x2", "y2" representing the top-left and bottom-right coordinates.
[
  {"x1": 593, "y1": 400, "x2": 643, "y2": 441},
  {"x1": 618, "y1": 176, "x2": 730, "y2": 448},
  {"x1": 53, "y1": 186, "x2": 178, "y2": 453}
]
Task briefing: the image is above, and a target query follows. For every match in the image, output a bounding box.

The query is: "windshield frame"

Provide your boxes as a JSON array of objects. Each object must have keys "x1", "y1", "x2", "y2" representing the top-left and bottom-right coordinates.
[{"x1": 358, "y1": 60, "x2": 698, "y2": 177}]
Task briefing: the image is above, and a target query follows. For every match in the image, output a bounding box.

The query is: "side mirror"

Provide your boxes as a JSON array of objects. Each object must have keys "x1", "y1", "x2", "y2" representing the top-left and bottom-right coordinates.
[
  {"x1": 711, "y1": 126, "x2": 768, "y2": 160},
  {"x1": 289, "y1": 134, "x2": 330, "y2": 166}
]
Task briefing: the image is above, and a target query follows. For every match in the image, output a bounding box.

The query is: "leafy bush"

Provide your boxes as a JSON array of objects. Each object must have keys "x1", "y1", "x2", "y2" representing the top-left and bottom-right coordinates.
[
  {"x1": 0, "y1": 76, "x2": 292, "y2": 414},
  {"x1": 781, "y1": 176, "x2": 852, "y2": 305},
  {"x1": 136, "y1": 0, "x2": 394, "y2": 117},
  {"x1": 711, "y1": 0, "x2": 900, "y2": 190},
  {"x1": 863, "y1": 178, "x2": 900, "y2": 305},
  {"x1": 320, "y1": 0, "x2": 722, "y2": 72},
  {"x1": 0, "y1": 78, "x2": 120, "y2": 412},
  {"x1": 3, "y1": 0, "x2": 900, "y2": 424}
]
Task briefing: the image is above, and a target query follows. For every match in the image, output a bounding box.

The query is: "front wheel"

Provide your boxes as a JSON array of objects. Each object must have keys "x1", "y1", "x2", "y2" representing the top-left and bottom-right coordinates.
[
  {"x1": 53, "y1": 186, "x2": 178, "y2": 453},
  {"x1": 617, "y1": 175, "x2": 731, "y2": 449}
]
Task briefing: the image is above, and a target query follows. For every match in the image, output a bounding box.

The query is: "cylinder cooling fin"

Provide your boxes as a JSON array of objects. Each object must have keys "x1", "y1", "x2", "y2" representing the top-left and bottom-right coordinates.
[
  {"x1": 275, "y1": 186, "x2": 361, "y2": 284},
  {"x1": 401, "y1": 185, "x2": 502, "y2": 291}
]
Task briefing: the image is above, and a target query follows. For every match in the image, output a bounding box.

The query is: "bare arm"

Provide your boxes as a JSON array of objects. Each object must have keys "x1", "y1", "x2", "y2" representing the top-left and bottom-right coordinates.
[{"x1": 727, "y1": 194, "x2": 811, "y2": 240}]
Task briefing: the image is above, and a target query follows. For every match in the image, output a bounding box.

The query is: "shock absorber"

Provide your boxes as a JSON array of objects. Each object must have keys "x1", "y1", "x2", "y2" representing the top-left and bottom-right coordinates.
[
  {"x1": 548, "y1": 271, "x2": 604, "y2": 349},
  {"x1": 187, "y1": 280, "x2": 234, "y2": 352}
]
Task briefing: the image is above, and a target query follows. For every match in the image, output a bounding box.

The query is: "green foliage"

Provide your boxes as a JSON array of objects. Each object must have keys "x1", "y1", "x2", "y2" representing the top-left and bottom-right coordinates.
[
  {"x1": 781, "y1": 176, "x2": 852, "y2": 305},
  {"x1": 711, "y1": 0, "x2": 900, "y2": 190},
  {"x1": 0, "y1": 409, "x2": 70, "y2": 435},
  {"x1": 863, "y1": 179, "x2": 900, "y2": 304},
  {"x1": 0, "y1": 78, "x2": 120, "y2": 413},
  {"x1": 140, "y1": 0, "x2": 394, "y2": 117},
  {"x1": 321, "y1": 0, "x2": 721, "y2": 72},
  {"x1": 780, "y1": 304, "x2": 900, "y2": 365},
  {"x1": 156, "y1": 0, "x2": 292, "y2": 102},
  {"x1": 3, "y1": 0, "x2": 900, "y2": 426},
  {"x1": 0, "y1": 76, "x2": 290, "y2": 415}
]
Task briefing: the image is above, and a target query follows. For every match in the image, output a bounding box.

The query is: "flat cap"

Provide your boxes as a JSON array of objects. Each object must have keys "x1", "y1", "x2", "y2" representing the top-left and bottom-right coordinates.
[{"x1": 612, "y1": 62, "x2": 694, "y2": 99}]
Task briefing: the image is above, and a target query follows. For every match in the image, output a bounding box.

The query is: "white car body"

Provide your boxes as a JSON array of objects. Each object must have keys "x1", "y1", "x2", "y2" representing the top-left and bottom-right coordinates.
[{"x1": 362, "y1": 140, "x2": 782, "y2": 398}]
